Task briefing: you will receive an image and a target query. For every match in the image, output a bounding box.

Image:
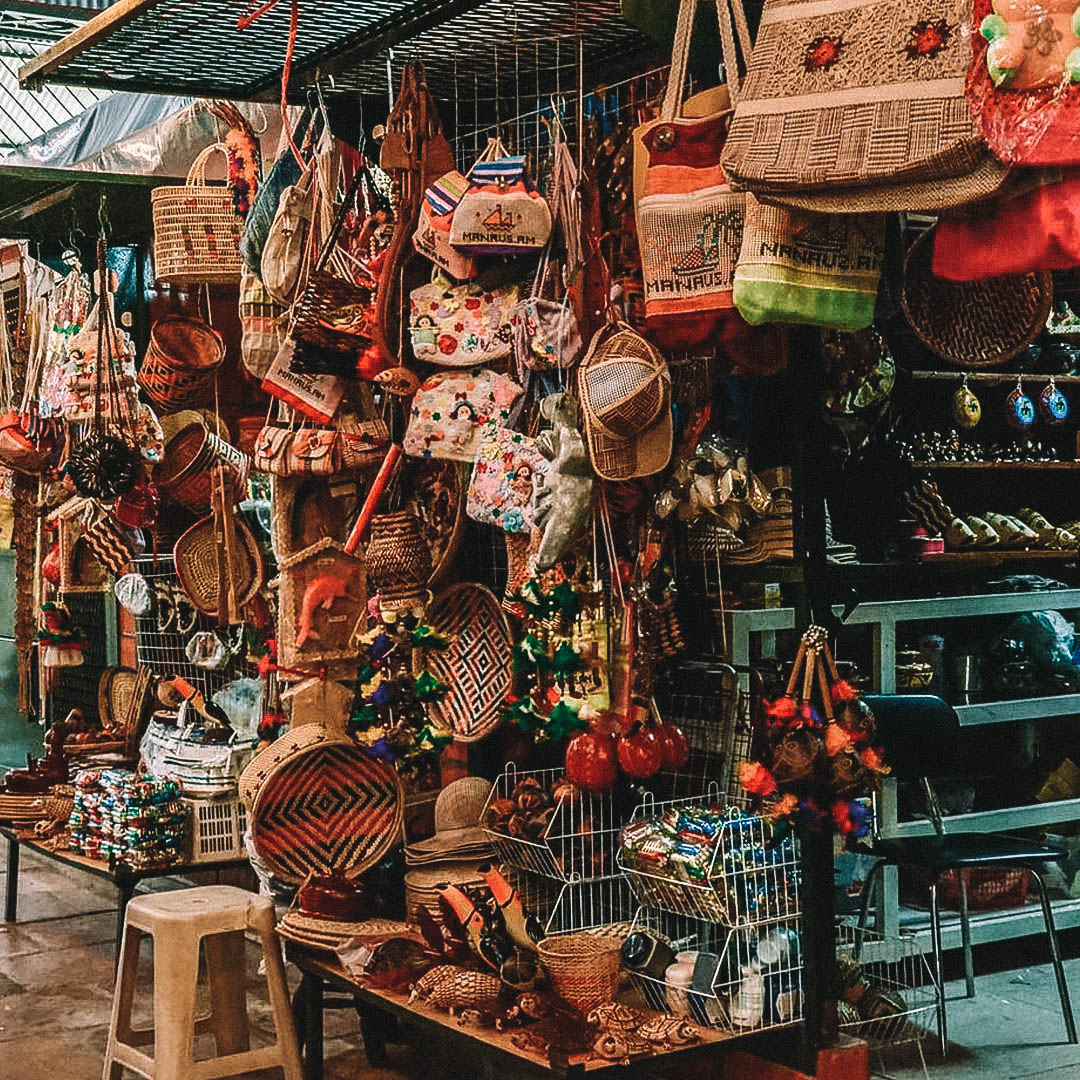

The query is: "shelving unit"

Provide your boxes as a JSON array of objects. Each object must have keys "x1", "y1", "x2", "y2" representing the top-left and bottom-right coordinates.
[
  {"x1": 729, "y1": 588, "x2": 1080, "y2": 951},
  {"x1": 909, "y1": 461, "x2": 1080, "y2": 470},
  {"x1": 910, "y1": 371, "x2": 1080, "y2": 384}
]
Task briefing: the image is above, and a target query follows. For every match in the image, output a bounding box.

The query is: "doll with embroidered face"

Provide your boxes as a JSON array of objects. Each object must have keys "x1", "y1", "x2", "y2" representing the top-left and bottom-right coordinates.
[{"x1": 981, "y1": 0, "x2": 1080, "y2": 86}]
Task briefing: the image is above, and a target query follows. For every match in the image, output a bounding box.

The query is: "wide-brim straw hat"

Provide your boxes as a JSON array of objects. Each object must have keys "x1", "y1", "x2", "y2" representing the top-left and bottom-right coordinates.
[
  {"x1": 578, "y1": 322, "x2": 673, "y2": 481},
  {"x1": 404, "y1": 776, "x2": 493, "y2": 862}
]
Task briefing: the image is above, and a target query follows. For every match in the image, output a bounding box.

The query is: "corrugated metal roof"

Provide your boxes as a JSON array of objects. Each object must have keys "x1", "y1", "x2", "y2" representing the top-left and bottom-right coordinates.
[{"x1": 0, "y1": 12, "x2": 108, "y2": 149}]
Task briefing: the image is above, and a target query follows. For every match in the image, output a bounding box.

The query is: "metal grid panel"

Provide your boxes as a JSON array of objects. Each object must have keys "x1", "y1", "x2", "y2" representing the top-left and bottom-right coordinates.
[
  {"x1": 132, "y1": 553, "x2": 246, "y2": 700},
  {"x1": 21, "y1": 0, "x2": 652, "y2": 105}
]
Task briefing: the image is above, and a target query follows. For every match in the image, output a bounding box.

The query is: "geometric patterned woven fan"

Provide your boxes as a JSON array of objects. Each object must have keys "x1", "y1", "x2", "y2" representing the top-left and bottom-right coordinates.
[
  {"x1": 424, "y1": 582, "x2": 512, "y2": 742},
  {"x1": 247, "y1": 727, "x2": 403, "y2": 882}
]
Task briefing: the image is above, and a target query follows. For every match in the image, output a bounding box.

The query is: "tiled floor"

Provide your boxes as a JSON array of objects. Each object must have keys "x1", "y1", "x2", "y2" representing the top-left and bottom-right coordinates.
[{"x1": 2, "y1": 844, "x2": 1080, "y2": 1079}]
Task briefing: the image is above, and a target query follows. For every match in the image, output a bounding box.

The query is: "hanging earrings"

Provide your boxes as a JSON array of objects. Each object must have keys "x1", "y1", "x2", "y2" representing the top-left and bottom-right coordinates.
[
  {"x1": 952, "y1": 374, "x2": 982, "y2": 429},
  {"x1": 1040, "y1": 376, "x2": 1069, "y2": 425},
  {"x1": 1007, "y1": 375, "x2": 1036, "y2": 430}
]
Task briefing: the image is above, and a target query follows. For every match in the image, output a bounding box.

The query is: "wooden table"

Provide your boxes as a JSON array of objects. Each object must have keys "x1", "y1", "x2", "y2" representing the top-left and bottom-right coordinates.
[
  {"x1": 1, "y1": 825, "x2": 249, "y2": 961},
  {"x1": 286, "y1": 945, "x2": 734, "y2": 1080}
]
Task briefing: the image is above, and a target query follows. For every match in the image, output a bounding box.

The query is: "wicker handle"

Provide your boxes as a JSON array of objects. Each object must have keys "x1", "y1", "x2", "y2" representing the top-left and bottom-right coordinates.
[{"x1": 185, "y1": 142, "x2": 230, "y2": 188}]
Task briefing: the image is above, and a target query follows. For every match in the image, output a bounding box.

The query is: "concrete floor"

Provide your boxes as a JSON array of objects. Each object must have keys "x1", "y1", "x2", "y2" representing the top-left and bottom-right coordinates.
[{"x1": 2, "y1": 845, "x2": 1080, "y2": 1080}]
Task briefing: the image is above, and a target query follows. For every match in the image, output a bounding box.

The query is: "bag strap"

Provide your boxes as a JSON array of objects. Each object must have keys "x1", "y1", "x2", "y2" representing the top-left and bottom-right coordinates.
[
  {"x1": 660, "y1": 0, "x2": 751, "y2": 119},
  {"x1": 312, "y1": 166, "x2": 365, "y2": 275},
  {"x1": 185, "y1": 143, "x2": 230, "y2": 187}
]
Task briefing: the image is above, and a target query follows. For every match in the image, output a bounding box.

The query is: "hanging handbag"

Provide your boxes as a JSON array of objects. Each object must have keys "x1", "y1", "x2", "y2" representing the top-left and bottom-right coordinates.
[
  {"x1": 449, "y1": 139, "x2": 553, "y2": 255},
  {"x1": 933, "y1": 170, "x2": 1080, "y2": 280},
  {"x1": 240, "y1": 107, "x2": 313, "y2": 277},
  {"x1": 721, "y1": 0, "x2": 1012, "y2": 211},
  {"x1": 967, "y1": 0, "x2": 1080, "y2": 165},
  {"x1": 409, "y1": 272, "x2": 519, "y2": 367},
  {"x1": 291, "y1": 168, "x2": 376, "y2": 359},
  {"x1": 510, "y1": 139, "x2": 585, "y2": 375},
  {"x1": 261, "y1": 339, "x2": 344, "y2": 425},
  {"x1": 374, "y1": 61, "x2": 457, "y2": 370},
  {"x1": 240, "y1": 265, "x2": 287, "y2": 381},
  {"x1": 253, "y1": 425, "x2": 338, "y2": 476},
  {"x1": 413, "y1": 170, "x2": 478, "y2": 280},
  {"x1": 636, "y1": 0, "x2": 747, "y2": 350},
  {"x1": 733, "y1": 196, "x2": 884, "y2": 330},
  {"x1": 261, "y1": 165, "x2": 316, "y2": 305},
  {"x1": 403, "y1": 368, "x2": 525, "y2": 461},
  {"x1": 467, "y1": 421, "x2": 547, "y2": 534}
]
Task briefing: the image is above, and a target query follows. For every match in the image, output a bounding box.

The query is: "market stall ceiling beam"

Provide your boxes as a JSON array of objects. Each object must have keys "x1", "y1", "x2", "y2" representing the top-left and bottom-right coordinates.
[{"x1": 17, "y1": 0, "x2": 651, "y2": 104}]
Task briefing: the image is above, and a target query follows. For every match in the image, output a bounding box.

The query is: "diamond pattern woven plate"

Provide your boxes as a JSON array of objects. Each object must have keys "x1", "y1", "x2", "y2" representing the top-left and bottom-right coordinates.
[
  {"x1": 426, "y1": 583, "x2": 513, "y2": 742},
  {"x1": 252, "y1": 743, "x2": 403, "y2": 882}
]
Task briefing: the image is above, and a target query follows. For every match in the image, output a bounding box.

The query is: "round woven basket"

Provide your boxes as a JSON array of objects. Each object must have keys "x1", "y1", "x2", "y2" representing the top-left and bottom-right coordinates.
[
  {"x1": 173, "y1": 515, "x2": 265, "y2": 616},
  {"x1": 151, "y1": 144, "x2": 243, "y2": 285},
  {"x1": 538, "y1": 932, "x2": 623, "y2": 1012},
  {"x1": 238, "y1": 724, "x2": 404, "y2": 883},
  {"x1": 902, "y1": 228, "x2": 1053, "y2": 368},
  {"x1": 155, "y1": 419, "x2": 247, "y2": 514},
  {"x1": 97, "y1": 666, "x2": 139, "y2": 732},
  {"x1": 138, "y1": 315, "x2": 225, "y2": 410}
]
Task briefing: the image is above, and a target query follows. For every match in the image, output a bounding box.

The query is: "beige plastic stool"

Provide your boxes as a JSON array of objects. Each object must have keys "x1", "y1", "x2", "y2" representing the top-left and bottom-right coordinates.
[{"x1": 102, "y1": 884, "x2": 302, "y2": 1080}]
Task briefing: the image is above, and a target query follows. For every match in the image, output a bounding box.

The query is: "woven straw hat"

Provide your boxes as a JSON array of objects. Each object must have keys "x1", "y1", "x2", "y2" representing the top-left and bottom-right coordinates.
[
  {"x1": 405, "y1": 777, "x2": 493, "y2": 862},
  {"x1": 577, "y1": 322, "x2": 673, "y2": 481},
  {"x1": 173, "y1": 515, "x2": 265, "y2": 617}
]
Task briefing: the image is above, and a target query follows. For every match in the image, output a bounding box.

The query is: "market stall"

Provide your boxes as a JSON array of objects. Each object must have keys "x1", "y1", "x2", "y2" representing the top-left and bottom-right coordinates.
[{"x1": 4, "y1": 0, "x2": 1080, "y2": 1075}]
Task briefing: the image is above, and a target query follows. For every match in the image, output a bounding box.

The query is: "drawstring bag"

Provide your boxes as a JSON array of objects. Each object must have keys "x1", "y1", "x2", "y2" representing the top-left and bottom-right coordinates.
[
  {"x1": 636, "y1": 0, "x2": 748, "y2": 350},
  {"x1": 413, "y1": 170, "x2": 477, "y2": 280},
  {"x1": 449, "y1": 139, "x2": 552, "y2": 256},
  {"x1": 733, "y1": 196, "x2": 885, "y2": 331}
]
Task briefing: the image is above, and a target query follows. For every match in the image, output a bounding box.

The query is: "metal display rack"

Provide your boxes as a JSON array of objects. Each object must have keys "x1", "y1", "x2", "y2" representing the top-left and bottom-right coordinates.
[{"x1": 730, "y1": 589, "x2": 1080, "y2": 950}]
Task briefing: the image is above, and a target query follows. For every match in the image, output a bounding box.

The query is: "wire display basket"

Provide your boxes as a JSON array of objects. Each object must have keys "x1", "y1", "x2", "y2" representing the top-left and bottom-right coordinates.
[
  {"x1": 623, "y1": 906, "x2": 804, "y2": 1035},
  {"x1": 132, "y1": 554, "x2": 247, "y2": 699},
  {"x1": 654, "y1": 660, "x2": 755, "y2": 798},
  {"x1": 481, "y1": 764, "x2": 622, "y2": 883},
  {"x1": 836, "y1": 923, "x2": 939, "y2": 1053},
  {"x1": 617, "y1": 792, "x2": 801, "y2": 927}
]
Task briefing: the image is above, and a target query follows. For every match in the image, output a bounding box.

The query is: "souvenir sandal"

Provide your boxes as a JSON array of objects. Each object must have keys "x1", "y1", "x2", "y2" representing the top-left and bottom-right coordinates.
[
  {"x1": 173, "y1": 589, "x2": 198, "y2": 636},
  {"x1": 985, "y1": 513, "x2": 1037, "y2": 548},
  {"x1": 916, "y1": 480, "x2": 956, "y2": 531},
  {"x1": 965, "y1": 515, "x2": 1000, "y2": 547},
  {"x1": 944, "y1": 518, "x2": 978, "y2": 549}
]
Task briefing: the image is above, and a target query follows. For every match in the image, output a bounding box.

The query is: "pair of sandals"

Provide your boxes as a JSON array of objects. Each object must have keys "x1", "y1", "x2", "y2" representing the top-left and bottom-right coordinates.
[{"x1": 153, "y1": 582, "x2": 198, "y2": 636}]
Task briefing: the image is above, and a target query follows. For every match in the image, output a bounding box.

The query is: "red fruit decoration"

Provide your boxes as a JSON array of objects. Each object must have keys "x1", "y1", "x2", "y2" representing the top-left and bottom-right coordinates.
[
  {"x1": 655, "y1": 722, "x2": 690, "y2": 771},
  {"x1": 616, "y1": 726, "x2": 663, "y2": 780},
  {"x1": 565, "y1": 730, "x2": 618, "y2": 793}
]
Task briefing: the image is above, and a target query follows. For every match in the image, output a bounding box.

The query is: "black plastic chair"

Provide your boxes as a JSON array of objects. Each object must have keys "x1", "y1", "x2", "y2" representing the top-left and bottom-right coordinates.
[{"x1": 856, "y1": 694, "x2": 1077, "y2": 1057}]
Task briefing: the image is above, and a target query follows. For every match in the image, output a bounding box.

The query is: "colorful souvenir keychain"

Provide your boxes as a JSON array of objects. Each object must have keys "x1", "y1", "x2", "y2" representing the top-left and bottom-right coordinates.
[
  {"x1": 1006, "y1": 376, "x2": 1036, "y2": 430},
  {"x1": 1040, "y1": 376, "x2": 1069, "y2": 425},
  {"x1": 952, "y1": 375, "x2": 981, "y2": 429}
]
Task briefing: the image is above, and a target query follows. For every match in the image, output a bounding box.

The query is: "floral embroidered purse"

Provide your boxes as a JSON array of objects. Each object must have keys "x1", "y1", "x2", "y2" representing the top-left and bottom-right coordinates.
[
  {"x1": 403, "y1": 368, "x2": 524, "y2": 461},
  {"x1": 409, "y1": 272, "x2": 519, "y2": 367},
  {"x1": 466, "y1": 422, "x2": 547, "y2": 533}
]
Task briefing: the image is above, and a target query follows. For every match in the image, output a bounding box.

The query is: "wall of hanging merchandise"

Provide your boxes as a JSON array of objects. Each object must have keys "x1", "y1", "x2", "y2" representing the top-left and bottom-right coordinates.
[{"x1": 18, "y1": 0, "x2": 1080, "y2": 1063}]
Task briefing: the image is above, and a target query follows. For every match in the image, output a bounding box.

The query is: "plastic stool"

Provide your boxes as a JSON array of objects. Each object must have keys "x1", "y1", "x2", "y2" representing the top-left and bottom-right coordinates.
[{"x1": 102, "y1": 884, "x2": 302, "y2": 1080}]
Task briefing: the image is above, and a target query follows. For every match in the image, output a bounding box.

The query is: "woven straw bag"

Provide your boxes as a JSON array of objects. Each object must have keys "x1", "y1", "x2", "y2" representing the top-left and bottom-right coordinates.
[
  {"x1": 722, "y1": 0, "x2": 990, "y2": 195},
  {"x1": 154, "y1": 417, "x2": 247, "y2": 514},
  {"x1": 138, "y1": 315, "x2": 225, "y2": 411},
  {"x1": 151, "y1": 144, "x2": 243, "y2": 285},
  {"x1": 365, "y1": 511, "x2": 432, "y2": 607},
  {"x1": 538, "y1": 932, "x2": 623, "y2": 1011},
  {"x1": 901, "y1": 228, "x2": 1053, "y2": 368},
  {"x1": 636, "y1": 0, "x2": 748, "y2": 349}
]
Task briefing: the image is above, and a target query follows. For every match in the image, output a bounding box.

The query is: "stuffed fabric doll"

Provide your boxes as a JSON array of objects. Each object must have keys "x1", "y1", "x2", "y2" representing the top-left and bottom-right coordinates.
[{"x1": 981, "y1": 0, "x2": 1080, "y2": 86}]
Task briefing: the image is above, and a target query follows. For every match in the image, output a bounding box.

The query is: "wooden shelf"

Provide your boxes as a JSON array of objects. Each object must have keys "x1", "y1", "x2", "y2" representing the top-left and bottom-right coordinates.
[
  {"x1": 955, "y1": 692, "x2": 1080, "y2": 727},
  {"x1": 908, "y1": 461, "x2": 1080, "y2": 470},
  {"x1": 910, "y1": 370, "x2": 1080, "y2": 383},
  {"x1": 919, "y1": 550, "x2": 1079, "y2": 565}
]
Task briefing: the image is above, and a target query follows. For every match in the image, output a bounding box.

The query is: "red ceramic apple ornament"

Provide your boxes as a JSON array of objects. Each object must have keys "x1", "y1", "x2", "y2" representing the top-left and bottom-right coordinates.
[
  {"x1": 565, "y1": 729, "x2": 618, "y2": 793},
  {"x1": 616, "y1": 725, "x2": 663, "y2": 780},
  {"x1": 655, "y1": 722, "x2": 690, "y2": 771}
]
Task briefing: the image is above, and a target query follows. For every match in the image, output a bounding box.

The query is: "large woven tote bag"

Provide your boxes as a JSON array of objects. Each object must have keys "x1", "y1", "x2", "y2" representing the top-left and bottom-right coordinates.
[
  {"x1": 721, "y1": 0, "x2": 991, "y2": 193},
  {"x1": 637, "y1": 0, "x2": 750, "y2": 349}
]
